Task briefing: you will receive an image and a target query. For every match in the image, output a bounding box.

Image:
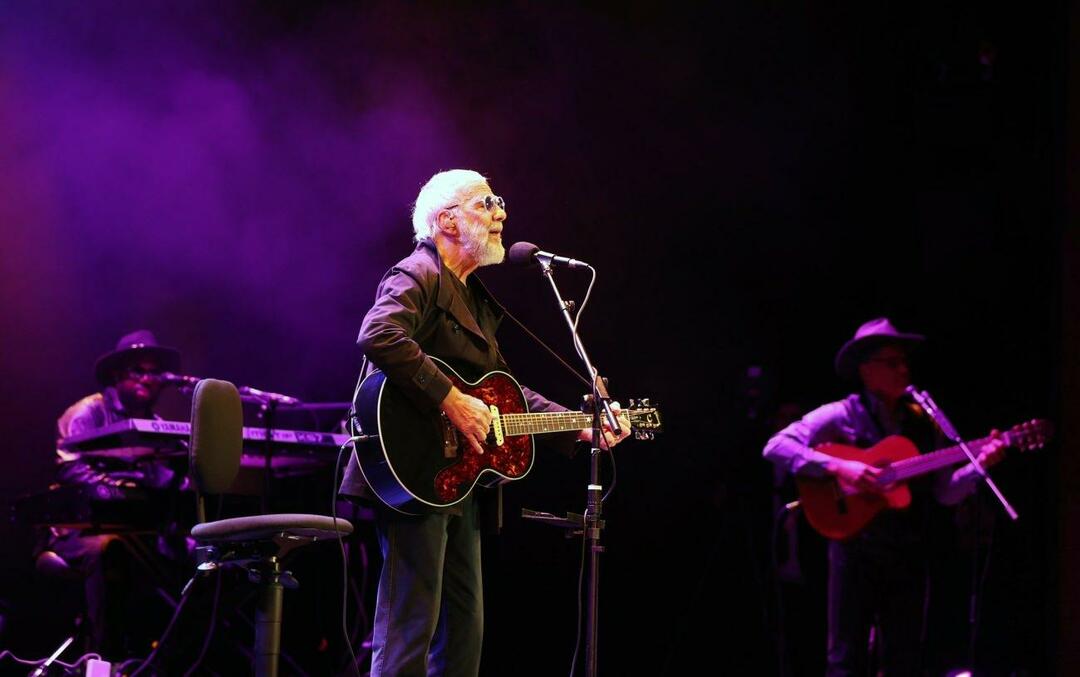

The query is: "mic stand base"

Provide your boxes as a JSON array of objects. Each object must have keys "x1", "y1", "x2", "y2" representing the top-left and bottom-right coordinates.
[{"x1": 523, "y1": 442, "x2": 606, "y2": 677}]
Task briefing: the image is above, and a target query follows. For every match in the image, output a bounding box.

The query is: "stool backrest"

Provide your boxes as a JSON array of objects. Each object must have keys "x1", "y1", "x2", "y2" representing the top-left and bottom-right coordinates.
[{"x1": 189, "y1": 379, "x2": 243, "y2": 507}]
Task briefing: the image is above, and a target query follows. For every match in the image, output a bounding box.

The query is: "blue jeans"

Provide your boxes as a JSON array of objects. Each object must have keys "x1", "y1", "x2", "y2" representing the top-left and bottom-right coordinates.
[{"x1": 370, "y1": 497, "x2": 484, "y2": 677}]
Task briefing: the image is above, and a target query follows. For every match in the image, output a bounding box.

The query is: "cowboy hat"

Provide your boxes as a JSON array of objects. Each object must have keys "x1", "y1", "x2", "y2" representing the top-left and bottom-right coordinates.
[
  {"x1": 834, "y1": 317, "x2": 924, "y2": 380},
  {"x1": 94, "y1": 329, "x2": 181, "y2": 386}
]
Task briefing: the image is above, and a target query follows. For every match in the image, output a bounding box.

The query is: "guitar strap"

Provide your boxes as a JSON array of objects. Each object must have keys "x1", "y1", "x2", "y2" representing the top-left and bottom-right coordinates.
[
  {"x1": 347, "y1": 356, "x2": 368, "y2": 438},
  {"x1": 496, "y1": 302, "x2": 593, "y2": 390}
]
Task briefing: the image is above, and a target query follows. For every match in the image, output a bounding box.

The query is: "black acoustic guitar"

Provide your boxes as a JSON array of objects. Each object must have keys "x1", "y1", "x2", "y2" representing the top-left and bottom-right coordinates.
[{"x1": 352, "y1": 357, "x2": 662, "y2": 514}]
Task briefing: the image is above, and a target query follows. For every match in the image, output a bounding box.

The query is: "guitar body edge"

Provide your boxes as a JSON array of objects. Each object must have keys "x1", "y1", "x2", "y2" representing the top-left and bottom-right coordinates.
[
  {"x1": 353, "y1": 371, "x2": 430, "y2": 515},
  {"x1": 353, "y1": 359, "x2": 536, "y2": 515},
  {"x1": 797, "y1": 436, "x2": 919, "y2": 540}
]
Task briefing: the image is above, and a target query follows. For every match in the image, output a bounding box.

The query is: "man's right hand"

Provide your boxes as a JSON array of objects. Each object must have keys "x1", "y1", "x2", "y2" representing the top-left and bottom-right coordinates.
[
  {"x1": 831, "y1": 459, "x2": 886, "y2": 493},
  {"x1": 440, "y1": 386, "x2": 492, "y2": 455}
]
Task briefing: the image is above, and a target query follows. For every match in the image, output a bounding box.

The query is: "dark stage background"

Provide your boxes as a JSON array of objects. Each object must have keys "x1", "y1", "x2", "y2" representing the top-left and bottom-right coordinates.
[{"x1": 0, "y1": 2, "x2": 1071, "y2": 675}]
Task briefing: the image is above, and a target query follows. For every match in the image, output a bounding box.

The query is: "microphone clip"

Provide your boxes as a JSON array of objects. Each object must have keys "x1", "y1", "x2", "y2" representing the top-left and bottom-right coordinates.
[{"x1": 904, "y1": 385, "x2": 953, "y2": 438}]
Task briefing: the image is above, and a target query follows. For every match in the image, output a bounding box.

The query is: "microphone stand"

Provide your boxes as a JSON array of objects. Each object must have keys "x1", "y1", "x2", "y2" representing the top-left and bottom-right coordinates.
[
  {"x1": 906, "y1": 387, "x2": 1017, "y2": 520},
  {"x1": 239, "y1": 386, "x2": 303, "y2": 514},
  {"x1": 520, "y1": 259, "x2": 620, "y2": 677},
  {"x1": 906, "y1": 387, "x2": 1017, "y2": 673}
]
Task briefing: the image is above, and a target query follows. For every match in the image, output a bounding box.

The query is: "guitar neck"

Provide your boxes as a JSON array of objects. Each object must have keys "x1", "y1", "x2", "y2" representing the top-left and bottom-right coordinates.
[
  {"x1": 501, "y1": 411, "x2": 599, "y2": 437},
  {"x1": 889, "y1": 433, "x2": 1002, "y2": 481}
]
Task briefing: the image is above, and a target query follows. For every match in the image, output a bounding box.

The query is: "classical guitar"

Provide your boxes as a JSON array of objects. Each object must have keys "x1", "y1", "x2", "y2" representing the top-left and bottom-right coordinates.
[
  {"x1": 351, "y1": 357, "x2": 663, "y2": 514},
  {"x1": 796, "y1": 419, "x2": 1051, "y2": 540}
]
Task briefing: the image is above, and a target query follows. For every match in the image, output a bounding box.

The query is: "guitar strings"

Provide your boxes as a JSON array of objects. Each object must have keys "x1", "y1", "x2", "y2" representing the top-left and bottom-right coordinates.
[{"x1": 888, "y1": 434, "x2": 1009, "y2": 480}]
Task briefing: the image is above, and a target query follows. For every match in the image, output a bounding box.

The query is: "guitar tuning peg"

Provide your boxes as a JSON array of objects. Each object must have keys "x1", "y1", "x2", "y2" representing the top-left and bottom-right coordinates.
[{"x1": 643, "y1": 398, "x2": 650, "y2": 406}]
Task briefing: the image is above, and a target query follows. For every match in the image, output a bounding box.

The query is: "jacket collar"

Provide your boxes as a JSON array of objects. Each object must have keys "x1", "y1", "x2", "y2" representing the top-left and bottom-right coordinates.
[{"x1": 418, "y1": 239, "x2": 505, "y2": 342}]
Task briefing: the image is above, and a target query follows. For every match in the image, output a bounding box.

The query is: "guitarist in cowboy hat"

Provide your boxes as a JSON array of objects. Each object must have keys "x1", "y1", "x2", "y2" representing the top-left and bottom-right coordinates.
[{"x1": 762, "y1": 317, "x2": 1007, "y2": 676}]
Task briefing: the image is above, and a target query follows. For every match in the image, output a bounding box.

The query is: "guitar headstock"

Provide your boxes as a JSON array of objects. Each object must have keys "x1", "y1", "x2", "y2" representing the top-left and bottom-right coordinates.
[
  {"x1": 626, "y1": 398, "x2": 663, "y2": 440},
  {"x1": 1006, "y1": 419, "x2": 1053, "y2": 452}
]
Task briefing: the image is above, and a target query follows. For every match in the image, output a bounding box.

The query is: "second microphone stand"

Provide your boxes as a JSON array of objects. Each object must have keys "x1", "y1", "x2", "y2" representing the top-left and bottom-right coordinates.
[
  {"x1": 907, "y1": 387, "x2": 1018, "y2": 520},
  {"x1": 521, "y1": 259, "x2": 621, "y2": 677},
  {"x1": 239, "y1": 386, "x2": 302, "y2": 514},
  {"x1": 906, "y1": 386, "x2": 1018, "y2": 672}
]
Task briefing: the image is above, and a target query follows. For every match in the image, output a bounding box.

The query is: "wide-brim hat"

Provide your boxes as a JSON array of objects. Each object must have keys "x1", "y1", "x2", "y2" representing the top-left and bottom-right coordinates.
[
  {"x1": 94, "y1": 329, "x2": 181, "y2": 386},
  {"x1": 834, "y1": 317, "x2": 924, "y2": 380}
]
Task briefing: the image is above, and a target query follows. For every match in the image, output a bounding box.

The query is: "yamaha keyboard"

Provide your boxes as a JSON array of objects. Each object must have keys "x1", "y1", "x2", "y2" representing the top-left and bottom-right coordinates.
[
  {"x1": 59, "y1": 418, "x2": 351, "y2": 469},
  {"x1": 60, "y1": 418, "x2": 350, "y2": 452}
]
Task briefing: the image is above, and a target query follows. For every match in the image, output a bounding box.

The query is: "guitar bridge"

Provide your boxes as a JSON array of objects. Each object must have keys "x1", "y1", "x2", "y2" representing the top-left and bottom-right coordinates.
[{"x1": 489, "y1": 405, "x2": 504, "y2": 446}]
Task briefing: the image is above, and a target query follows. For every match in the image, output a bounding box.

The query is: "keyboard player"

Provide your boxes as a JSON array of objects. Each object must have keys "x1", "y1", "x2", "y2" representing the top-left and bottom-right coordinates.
[{"x1": 38, "y1": 329, "x2": 189, "y2": 660}]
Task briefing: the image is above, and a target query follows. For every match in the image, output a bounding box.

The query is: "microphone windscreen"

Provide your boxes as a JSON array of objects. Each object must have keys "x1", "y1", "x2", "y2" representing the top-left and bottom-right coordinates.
[{"x1": 508, "y1": 241, "x2": 540, "y2": 266}]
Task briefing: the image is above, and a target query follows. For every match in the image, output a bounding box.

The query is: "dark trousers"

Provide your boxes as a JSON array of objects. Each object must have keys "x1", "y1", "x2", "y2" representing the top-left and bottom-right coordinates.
[
  {"x1": 370, "y1": 497, "x2": 483, "y2": 677},
  {"x1": 49, "y1": 532, "x2": 130, "y2": 658},
  {"x1": 826, "y1": 540, "x2": 928, "y2": 677},
  {"x1": 49, "y1": 529, "x2": 190, "y2": 660}
]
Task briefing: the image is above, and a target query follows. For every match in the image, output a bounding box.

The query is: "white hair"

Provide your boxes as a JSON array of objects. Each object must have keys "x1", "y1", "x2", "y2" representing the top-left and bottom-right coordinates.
[{"x1": 411, "y1": 169, "x2": 488, "y2": 242}]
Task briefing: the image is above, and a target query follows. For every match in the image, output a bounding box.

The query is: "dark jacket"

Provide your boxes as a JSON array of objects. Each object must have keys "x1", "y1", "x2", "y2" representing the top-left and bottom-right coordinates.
[{"x1": 339, "y1": 239, "x2": 575, "y2": 504}]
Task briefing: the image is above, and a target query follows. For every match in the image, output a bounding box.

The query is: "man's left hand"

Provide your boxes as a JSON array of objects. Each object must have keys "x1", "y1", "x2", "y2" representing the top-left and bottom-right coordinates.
[{"x1": 576, "y1": 402, "x2": 632, "y2": 450}]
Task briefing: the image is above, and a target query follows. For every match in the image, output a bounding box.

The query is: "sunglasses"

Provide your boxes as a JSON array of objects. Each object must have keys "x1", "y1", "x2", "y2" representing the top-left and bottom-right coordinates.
[
  {"x1": 446, "y1": 194, "x2": 506, "y2": 214},
  {"x1": 121, "y1": 365, "x2": 162, "y2": 379}
]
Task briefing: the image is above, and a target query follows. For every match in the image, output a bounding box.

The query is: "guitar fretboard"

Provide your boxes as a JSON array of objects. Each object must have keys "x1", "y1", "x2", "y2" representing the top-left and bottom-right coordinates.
[
  {"x1": 889, "y1": 432, "x2": 1014, "y2": 481},
  {"x1": 500, "y1": 412, "x2": 598, "y2": 437}
]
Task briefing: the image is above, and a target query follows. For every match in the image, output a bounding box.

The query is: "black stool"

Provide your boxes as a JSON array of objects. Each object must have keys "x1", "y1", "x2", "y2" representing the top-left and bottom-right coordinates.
[{"x1": 187, "y1": 379, "x2": 353, "y2": 677}]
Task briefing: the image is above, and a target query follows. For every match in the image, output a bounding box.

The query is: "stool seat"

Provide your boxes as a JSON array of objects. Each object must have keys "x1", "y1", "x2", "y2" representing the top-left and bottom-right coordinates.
[{"x1": 191, "y1": 513, "x2": 353, "y2": 542}]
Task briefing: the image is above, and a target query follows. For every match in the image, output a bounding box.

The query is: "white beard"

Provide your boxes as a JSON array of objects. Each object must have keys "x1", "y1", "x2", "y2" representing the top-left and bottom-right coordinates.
[{"x1": 461, "y1": 219, "x2": 505, "y2": 267}]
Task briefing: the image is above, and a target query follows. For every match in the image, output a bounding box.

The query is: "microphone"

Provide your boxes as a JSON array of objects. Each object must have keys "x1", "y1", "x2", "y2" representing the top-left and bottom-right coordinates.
[
  {"x1": 238, "y1": 385, "x2": 301, "y2": 406},
  {"x1": 160, "y1": 372, "x2": 202, "y2": 386},
  {"x1": 904, "y1": 384, "x2": 933, "y2": 408},
  {"x1": 904, "y1": 385, "x2": 957, "y2": 439},
  {"x1": 903, "y1": 385, "x2": 935, "y2": 415},
  {"x1": 508, "y1": 241, "x2": 589, "y2": 269}
]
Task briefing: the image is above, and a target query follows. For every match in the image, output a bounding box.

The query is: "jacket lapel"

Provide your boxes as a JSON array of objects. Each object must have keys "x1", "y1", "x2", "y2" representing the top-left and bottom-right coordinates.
[
  {"x1": 440, "y1": 288, "x2": 488, "y2": 343},
  {"x1": 426, "y1": 242, "x2": 490, "y2": 345}
]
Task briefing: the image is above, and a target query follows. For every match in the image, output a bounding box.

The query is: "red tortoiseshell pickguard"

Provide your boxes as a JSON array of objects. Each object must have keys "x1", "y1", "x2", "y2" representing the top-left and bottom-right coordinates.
[{"x1": 432, "y1": 370, "x2": 532, "y2": 502}]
